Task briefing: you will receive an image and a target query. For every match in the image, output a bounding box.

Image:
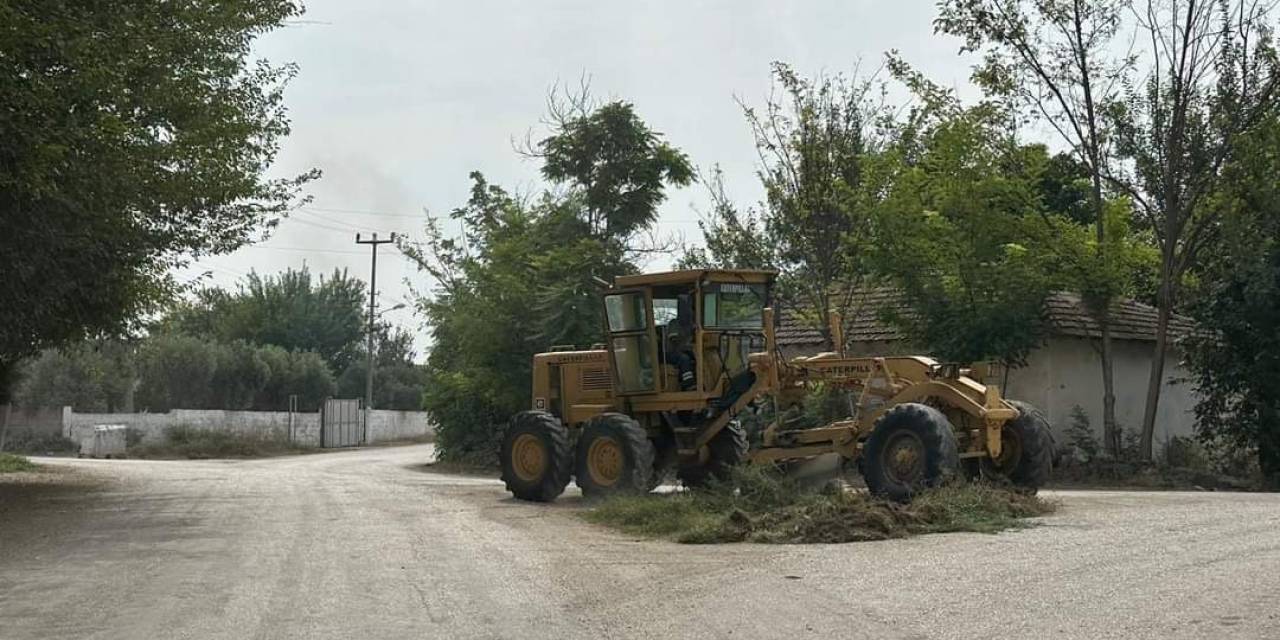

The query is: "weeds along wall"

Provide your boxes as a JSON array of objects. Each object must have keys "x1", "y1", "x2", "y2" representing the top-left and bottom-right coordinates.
[{"x1": 61, "y1": 407, "x2": 433, "y2": 447}]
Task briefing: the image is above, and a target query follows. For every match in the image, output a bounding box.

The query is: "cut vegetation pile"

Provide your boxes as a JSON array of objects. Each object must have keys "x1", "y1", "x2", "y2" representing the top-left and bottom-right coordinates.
[
  {"x1": 0, "y1": 453, "x2": 39, "y2": 473},
  {"x1": 584, "y1": 467, "x2": 1057, "y2": 544}
]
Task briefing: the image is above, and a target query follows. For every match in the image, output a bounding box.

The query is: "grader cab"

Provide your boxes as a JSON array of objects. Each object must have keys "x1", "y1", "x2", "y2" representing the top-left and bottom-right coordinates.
[{"x1": 500, "y1": 269, "x2": 1052, "y2": 502}]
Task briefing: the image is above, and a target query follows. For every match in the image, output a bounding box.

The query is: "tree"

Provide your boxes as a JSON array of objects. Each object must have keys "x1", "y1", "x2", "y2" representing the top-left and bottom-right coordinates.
[
  {"x1": 691, "y1": 63, "x2": 891, "y2": 348},
  {"x1": 162, "y1": 267, "x2": 367, "y2": 374},
  {"x1": 135, "y1": 335, "x2": 220, "y2": 412},
  {"x1": 871, "y1": 98, "x2": 1062, "y2": 368},
  {"x1": 1185, "y1": 115, "x2": 1280, "y2": 487},
  {"x1": 337, "y1": 326, "x2": 426, "y2": 411},
  {"x1": 0, "y1": 1, "x2": 317, "y2": 400},
  {"x1": 537, "y1": 99, "x2": 694, "y2": 240},
  {"x1": 936, "y1": 0, "x2": 1132, "y2": 456},
  {"x1": 210, "y1": 341, "x2": 271, "y2": 411},
  {"x1": 15, "y1": 341, "x2": 135, "y2": 412},
  {"x1": 253, "y1": 346, "x2": 335, "y2": 412},
  {"x1": 678, "y1": 168, "x2": 775, "y2": 271},
  {"x1": 405, "y1": 99, "x2": 691, "y2": 463},
  {"x1": 1109, "y1": 0, "x2": 1280, "y2": 459}
]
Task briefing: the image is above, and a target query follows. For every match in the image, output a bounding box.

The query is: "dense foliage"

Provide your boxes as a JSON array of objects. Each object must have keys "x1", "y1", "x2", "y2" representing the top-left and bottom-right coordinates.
[
  {"x1": 163, "y1": 268, "x2": 367, "y2": 374},
  {"x1": 1185, "y1": 118, "x2": 1280, "y2": 487},
  {"x1": 404, "y1": 99, "x2": 691, "y2": 463},
  {"x1": 16, "y1": 266, "x2": 425, "y2": 413},
  {"x1": 0, "y1": 0, "x2": 317, "y2": 401}
]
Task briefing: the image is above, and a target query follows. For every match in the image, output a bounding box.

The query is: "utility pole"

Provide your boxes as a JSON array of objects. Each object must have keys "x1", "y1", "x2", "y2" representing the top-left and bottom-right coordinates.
[{"x1": 356, "y1": 232, "x2": 396, "y2": 443}]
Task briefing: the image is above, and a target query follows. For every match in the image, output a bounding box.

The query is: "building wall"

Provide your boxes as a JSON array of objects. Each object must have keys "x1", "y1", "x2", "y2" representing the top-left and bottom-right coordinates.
[
  {"x1": 0, "y1": 405, "x2": 66, "y2": 448},
  {"x1": 62, "y1": 408, "x2": 433, "y2": 448},
  {"x1": 1005, "y1": 337, "x2": 1198, "y2": 445}
]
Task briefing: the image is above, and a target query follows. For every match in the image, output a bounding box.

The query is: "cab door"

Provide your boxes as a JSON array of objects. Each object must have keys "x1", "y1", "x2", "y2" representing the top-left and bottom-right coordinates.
[{"x1": 602, "y1": 289, "x2": 659, "y2": 395}]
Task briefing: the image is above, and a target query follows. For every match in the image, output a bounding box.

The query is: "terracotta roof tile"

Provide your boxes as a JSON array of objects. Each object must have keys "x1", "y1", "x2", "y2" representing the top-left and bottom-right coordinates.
[{"x1": 776, "y1": 287, "x2": 1195, "y2": 347}]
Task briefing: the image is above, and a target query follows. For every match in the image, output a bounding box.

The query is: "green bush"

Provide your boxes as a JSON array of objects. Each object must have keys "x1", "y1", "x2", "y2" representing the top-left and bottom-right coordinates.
[
  {"x1": 1164, "y1": 435, "x2": 1209, "y2": 470},
  {"x1": 128, "y1": 425, "x2": 303, "y2": 459},
  {"x1": 1, "y1": 431, "x2": 78, "y2": 455},
  {"x1": 0, "y1": 452, "x2": 38, "y2": 473}
]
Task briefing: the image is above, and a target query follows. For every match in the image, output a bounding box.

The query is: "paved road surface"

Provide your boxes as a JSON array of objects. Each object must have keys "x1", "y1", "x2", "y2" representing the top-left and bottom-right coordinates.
[{"x1": 2, "y1": 445, "x2": 1278, "y2": 639}]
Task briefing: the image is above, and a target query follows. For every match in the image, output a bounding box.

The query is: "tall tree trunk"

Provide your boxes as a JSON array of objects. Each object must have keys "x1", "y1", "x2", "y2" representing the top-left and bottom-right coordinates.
[
  {"x1": 1139, "y1": 263, "x2": 1175, "y2": 461},
  {"x1": 1099, "y1": 321, "x2": 1120, "y2": 457},
  {"x1": 1073, "y1": 0, "x2": 1120, "y2": 458}
]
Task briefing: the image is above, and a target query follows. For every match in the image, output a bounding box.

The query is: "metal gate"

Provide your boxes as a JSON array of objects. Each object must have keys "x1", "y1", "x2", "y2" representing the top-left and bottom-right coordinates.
[{"x1": 321, "y1": 398, "x2": 364, "y2": 448}]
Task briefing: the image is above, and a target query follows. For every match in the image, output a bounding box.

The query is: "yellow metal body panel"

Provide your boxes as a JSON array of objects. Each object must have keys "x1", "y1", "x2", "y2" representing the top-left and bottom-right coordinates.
[{"x1": 525, "y1": 267, "x2": 1021, "y2": 467}]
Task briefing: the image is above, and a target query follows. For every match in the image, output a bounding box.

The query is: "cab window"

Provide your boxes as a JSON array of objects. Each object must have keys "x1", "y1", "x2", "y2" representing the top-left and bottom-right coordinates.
[
  {"x1": 703, "y1": 283, "x2": 766, "y2": 329},
  {"x1": 604, "y1": 293, "x2": 647, "y2": 332}
]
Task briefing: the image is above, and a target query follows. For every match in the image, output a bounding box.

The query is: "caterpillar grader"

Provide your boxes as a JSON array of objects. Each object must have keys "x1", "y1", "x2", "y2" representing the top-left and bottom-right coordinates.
[{"x1": 499, "y1": 269, "x2": 1052, "y2": 502}]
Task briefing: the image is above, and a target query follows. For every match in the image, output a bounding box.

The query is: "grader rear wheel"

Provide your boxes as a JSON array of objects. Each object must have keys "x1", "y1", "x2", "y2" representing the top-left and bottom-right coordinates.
[
  {"x1": 980, "y1": 400, "x2": 1053, "y2": 493},
  {"x1": 861, "y1": 403, "x2": 960, "y2": 502},
  {"x1": 500, "y1": 411, "x2": 572, "y2": 502},
  {"x1": 574, "y1": 413, "x2": 655, "y2": 498}
]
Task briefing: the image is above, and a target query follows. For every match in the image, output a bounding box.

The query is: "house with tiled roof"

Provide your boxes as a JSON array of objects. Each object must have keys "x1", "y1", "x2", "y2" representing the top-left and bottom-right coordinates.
[{"x1": 777, "y1": 287, "x2": 1200, "y2": 443}]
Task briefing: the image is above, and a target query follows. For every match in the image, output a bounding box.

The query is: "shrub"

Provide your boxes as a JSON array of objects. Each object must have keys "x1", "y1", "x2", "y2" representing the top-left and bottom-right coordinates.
[
  {"x1": 1163, "y1": 435, "x2": 1209, "y2": 470},
  {"x1": 1065, "y1": 405, "x2": 1100, "y2": 462},
  {"x1": 128, "y1": 425, "x2": 303, "y2": 459},
  {"x1": 0, "y1": 452, "x2": 38, "y2": 473}
]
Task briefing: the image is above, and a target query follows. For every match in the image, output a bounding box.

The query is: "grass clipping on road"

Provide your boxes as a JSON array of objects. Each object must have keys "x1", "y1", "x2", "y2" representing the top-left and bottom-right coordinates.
[
  {"x1": 584, "y1": 467, "x2": 1057, "y2": 544},
  {"x1": 0, "y1": 453, "x2": 39, "y2": 473}
]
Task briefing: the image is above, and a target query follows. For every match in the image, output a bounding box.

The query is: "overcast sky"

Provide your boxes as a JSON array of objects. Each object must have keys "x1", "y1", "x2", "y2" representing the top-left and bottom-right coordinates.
[{"x1": 177, "y1": 1, "x2": 981, "y2": 358}]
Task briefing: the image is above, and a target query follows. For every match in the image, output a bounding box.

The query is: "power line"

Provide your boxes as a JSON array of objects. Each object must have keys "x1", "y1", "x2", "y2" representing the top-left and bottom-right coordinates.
[
  {"x1": 303, "y1": 205, "x2": 426, "y2": 219},
  {"x1": 295, "y1": 209, "x2": 392, "y2": 233},
  {"x1": 303, "y1": 204, "x2": 704, "y2": 225}
]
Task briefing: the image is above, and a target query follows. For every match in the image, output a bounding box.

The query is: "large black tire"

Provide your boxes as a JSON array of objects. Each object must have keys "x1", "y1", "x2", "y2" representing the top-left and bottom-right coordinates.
[
  {"x1": 574, "y1": 413, "x2": 655, "y2": 499},
  {"x1": 980, "y1": 400, "x2": 1053, "y2": 493},
  {"x1": 500, "y1": 410, "x2": 572, "y2": 502},
  {"x1": 862, "y1": 403, "x2": 960, "y2": 502},
  {"x1": 677, "y1": 421, "x2": 749, "y2": 488}
]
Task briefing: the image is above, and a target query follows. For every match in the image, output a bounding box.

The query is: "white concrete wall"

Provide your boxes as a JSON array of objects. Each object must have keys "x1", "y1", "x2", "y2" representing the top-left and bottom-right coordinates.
[
  {"x1": 1003, "y1": 337, "x2": 1198, "y2": 445},
  {"x1": 365, "y1": 410, "x2": 433, "y2": 443},
  {"x1": 62, "y1": 408, "x2": 433, "y2": 448}
]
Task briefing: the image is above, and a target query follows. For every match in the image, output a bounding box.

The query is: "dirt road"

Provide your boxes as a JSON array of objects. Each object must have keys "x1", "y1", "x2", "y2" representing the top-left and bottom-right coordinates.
[{"x1": 1, "y1": 445, "x2": 1277, "y2": 640}]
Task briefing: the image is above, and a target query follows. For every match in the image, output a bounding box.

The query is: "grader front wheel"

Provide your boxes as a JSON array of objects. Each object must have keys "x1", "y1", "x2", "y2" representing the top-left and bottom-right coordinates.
[
  {"x1": 861, "y1": 403, "x2": 960, "y2": 502},
  {"x1": 574, "y1": 413, "x2": 655, "y2": 498},
  {"x1": 500, "y1": 411, "x2": 572, "y2": 502},
  {"x1": 980, "y1": 400, "x2": 1053, "y2": 493}
]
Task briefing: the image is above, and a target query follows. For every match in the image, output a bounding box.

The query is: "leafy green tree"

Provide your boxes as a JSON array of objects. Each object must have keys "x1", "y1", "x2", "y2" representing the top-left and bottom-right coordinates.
[
  {"x1": 210, "y1": 341, "x2": 271, "y2": 410},
  {"x1": 870, "y1": 97, "x2": 1059, "y2": 367},
  {"x1": 405, "y1": 98, "x2": 691, "y2": 463},
  {"x1": 163, "y1": 267, "x2": 367, "y2": 373},
  {"x1": 337, "y1": 326, "x2": 426, "y2": 411},
  {"x1": 15, "y1": 341, "x2": 134, "y2": 412},
  {"x1": 1109, "y1": 1, "x2": 1280, "y2": 459},
  {"x1": 536, "y1": 98, "x2": 694, "y2": 240},
  {"x1": 1185, "y1": 116, "x2": 1280, "y2": 488},
  {"x1": 690, "y1": 63, "x2": 891, "y2": 349},
  {"x1": 0, "y1": 0, "x2": 317, "y2": 401},
  {"x1": 935, "y1": 0, "x2": 1133, "y2": 456},
  {"x1": 135, "y1": 335, "x2": 219, "y2": 412},
  {"x1": 253, "y1": 346, "x2": 335, "y2": 412}
]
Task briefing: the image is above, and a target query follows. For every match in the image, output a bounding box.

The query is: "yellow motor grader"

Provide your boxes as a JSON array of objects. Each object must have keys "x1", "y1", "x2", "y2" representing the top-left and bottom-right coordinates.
[{"x1": 500, "y1": 269, "x2": 1052, "y2": 502}]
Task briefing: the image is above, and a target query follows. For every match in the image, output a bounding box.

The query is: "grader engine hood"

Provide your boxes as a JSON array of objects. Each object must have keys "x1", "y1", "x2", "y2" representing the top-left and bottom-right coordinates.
[{"x1": 530, "y1": 350, "x2": 616, "y2": 424}]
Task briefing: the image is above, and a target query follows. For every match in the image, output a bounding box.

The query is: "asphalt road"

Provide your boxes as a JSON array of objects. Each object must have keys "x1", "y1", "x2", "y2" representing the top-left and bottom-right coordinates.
[{"x1": 2, "y1": 445, "x2": 1278, "y2": 640}]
